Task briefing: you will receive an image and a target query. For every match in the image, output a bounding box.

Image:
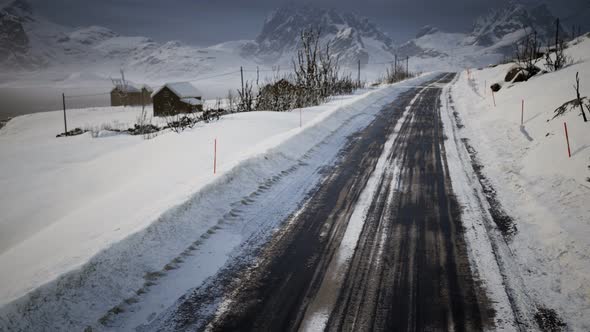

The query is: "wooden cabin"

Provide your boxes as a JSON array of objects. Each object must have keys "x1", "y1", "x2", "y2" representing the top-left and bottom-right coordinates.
[
  {"x1": 151, "y1": 82, "x2": 203, "y2": 117},
  {"x1": 110, "y1": 85, "x2": 152, "y2": 107}
]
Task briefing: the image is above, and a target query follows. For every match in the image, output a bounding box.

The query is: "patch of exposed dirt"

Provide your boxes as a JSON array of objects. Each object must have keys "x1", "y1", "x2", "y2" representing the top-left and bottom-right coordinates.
[{"x1": 534, "y1": 307, "x2": 567, "y2": 332}]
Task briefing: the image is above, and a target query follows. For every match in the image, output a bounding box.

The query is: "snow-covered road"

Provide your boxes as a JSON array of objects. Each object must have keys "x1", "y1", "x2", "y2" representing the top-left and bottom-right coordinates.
[
  {"x1": 132, "y1": 74, "x2": 523, "y2": 331},
  {"x1": 1, "y1": 74, "x2": 445, "y2": 331},
  {"x1": 3, "y1": 70, "x2": 570, "y2": 331}
]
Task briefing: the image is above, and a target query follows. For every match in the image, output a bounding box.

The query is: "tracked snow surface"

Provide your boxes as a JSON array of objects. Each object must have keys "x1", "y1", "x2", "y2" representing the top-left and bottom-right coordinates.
[
  {"x1": 0, "y1": 74, "x2": 437, "y2": 331},
  {"x1": 445, "y1": 34, "x2": 590, "y2": 330}
]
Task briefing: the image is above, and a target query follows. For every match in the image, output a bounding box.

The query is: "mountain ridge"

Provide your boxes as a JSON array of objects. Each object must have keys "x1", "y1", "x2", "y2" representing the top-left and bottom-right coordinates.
[
  {"x1": 0, "y1": 0, "x2": 576, "y2": 80},
  {"x1": 395, "y1": 2, "x2": 566, "y2": 71}
]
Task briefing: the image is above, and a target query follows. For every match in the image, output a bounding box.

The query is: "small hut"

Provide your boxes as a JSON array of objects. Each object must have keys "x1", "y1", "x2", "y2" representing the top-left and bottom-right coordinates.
[
  {"x1": 110, "y1": 85, "x2": 152, "y2": 107},
  {"x1": 151, "y1": 82, "x2": 203, "y2": 117}
]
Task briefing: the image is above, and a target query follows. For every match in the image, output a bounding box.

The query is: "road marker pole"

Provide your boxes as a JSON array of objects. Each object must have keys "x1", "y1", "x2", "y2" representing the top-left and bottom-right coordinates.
[
  {"x1": 520, "y1": 99, "x2": 524, "y2": 126},
  {"x1": 62, "y1": 93, "x2": 68, "y2": 136},
  {"x1": 492, "y1": 90, "x2": 496, "y2": 107},
  {"x1": 214, "y1": 138, "x2": 217, "y2": 174},
  {"x1": 564, "y1": 122, "x2": 571, "y2": 158}
]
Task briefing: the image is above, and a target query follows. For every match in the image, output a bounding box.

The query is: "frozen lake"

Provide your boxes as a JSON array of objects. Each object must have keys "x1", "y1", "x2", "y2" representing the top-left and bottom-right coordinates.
[{"x1": 0, "y1": 86, "x2": 111, "y2": 119}]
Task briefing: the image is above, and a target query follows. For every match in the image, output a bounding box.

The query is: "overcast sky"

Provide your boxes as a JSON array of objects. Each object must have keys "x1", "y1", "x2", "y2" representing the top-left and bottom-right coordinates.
[{"x1": 30, "y1": 0, "x2": 589, "y2": 46}]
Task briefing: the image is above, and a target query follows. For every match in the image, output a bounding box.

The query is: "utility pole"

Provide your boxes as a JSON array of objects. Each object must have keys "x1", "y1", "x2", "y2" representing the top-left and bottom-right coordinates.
[
  {"x1": 394, "y1": 54, "x2": 398, "y2": 76},
  {"x1": 555, "y1": 18, "x2": 560, "y2": 48},
  {"x1": 571, "y1": 25, "x2": 576, "y2": 39},
  {"x1": 240, "y1": 66, "x2": 244, "y2": 97},
  {"x1": 62, "y1": 93, "x2": 68, "y2": 135},
  {"x1": 406, "y1": 56, "x2": 409, "y2": 76},
  {"x1": 357, "y1": 59, "x2": 361, "y2": 87},
  {"x1": 256, "y1": 66, "x2": 260, "y2": 86},
  {"x1": 141, "y1": 89, "x2": 145, "y2": 114},
  {"x1": 572, "y1": 24, "x2": 576, "y2": 39}
]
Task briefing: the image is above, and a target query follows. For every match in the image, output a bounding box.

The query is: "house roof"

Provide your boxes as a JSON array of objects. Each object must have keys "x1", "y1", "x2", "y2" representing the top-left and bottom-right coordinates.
[
  {"x1": 140, "y1": 84, "x2": 153, "y2": 92},
  {"x1": 180, "y1": 98, "x2": 203, "y2": 106},
  {"x1": 151, "y1": 82, "x2": 202, "y2": 99},
  {"x1": 112, "y1": 84, "x2": 140, "y2": 93}
]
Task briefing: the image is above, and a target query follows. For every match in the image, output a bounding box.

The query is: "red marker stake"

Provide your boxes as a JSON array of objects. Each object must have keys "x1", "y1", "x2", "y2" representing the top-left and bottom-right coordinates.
[
  {"x1": 214, "y1": 138, "x2": 217, "y2": 174},
  {"x1": 520, "y1": 99, "x2": 524, "y2": 126},
  {"x1": 564, "y1": 122, "x2": 571, "y2": 158}
]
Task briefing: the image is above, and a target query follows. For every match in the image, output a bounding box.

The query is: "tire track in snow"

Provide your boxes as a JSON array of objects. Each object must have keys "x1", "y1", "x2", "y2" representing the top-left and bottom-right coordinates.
[
  {"x1": 202, "y1": 75, "x2": 485, "y2": 331},
  {"x1": 298, "y1": 81, "x2": 429, "y2": 332},
  {"x1": 193, "y1": 88, "x2": 425, "y2": 332}
]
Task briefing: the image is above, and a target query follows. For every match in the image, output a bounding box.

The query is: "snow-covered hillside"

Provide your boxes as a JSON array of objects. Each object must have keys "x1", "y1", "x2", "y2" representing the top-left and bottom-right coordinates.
[
  {"x1": 398, "y1": 3, "x2": 565, "y2": 72},
  {"x1": 446, "y1": 34, "x2": 590, "y2": 330},
  {"x1": 0, "y1": 0, "x2": 260, "y2": 82}
]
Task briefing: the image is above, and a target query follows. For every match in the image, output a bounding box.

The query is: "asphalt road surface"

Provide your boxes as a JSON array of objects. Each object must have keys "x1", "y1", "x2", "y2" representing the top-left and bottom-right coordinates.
[{"x1": 164, "y1": 73, "x2": 497, "y2": 331}]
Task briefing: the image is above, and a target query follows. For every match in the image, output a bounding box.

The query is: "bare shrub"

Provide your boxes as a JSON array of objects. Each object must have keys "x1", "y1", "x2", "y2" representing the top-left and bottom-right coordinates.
[
  {"x1": 256, "y1": 77, "x2": 298, "y2": 112},
  {"x1": 163, "y1": 101, "x2": 200, "y2": 133},
  {"x1": 545, "y1": 39, "x2": 572, "y2": 72},
  {"x1": 226, "y1": 90, "x2": 238, "y2": 113},
  {"x1": 381, "y1": 61, "x2": 415, "y2": 84},
  {"x1": 291, "y1": 28, "x2": 358, "y2": 107},
  {"x1": 515, "y1": 29, "x2": 542, "y2": 80},
  {"x1": 551, "y1": 72, "x2": 588, "y2": 122},
  {"x1": 133, "y1": 100, "x2": 156, "y2": 136},
  {"x1": 255, "y1": 28, "x2": 358, "y2": 112},
  {"x1": 237, "y1": 81, "x2": 255, "y2": 112},
  {"x1": 203, "y1": 98, "x2": 223, "y2": 122},
  {"x1": 545, "y1": 19, "x2": 572, "y2": 72},
  {"x1": 574, "y1": 72, "x2": 589, "y2": 122}
]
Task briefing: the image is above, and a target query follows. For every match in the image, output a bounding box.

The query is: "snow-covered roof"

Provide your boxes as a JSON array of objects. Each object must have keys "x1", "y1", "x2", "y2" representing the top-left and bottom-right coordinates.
[
  {"x1": 112, "y1": 84, "x2": 140, "y2": 93},
  {"x1": 140, "y1": 84, "x2": 153, "y2": 92},
  {"x1": 180, "y1": 98, "x2": 203, "y2": 106},
  {"x1": 152, "y1": 82, "x2": 202, "y2": 98}
]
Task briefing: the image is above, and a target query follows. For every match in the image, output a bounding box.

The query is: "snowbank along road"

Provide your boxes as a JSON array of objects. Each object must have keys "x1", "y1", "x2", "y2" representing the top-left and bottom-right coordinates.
[{"x1": 142, "y1": 73, "x2": 516, "y2": 331}]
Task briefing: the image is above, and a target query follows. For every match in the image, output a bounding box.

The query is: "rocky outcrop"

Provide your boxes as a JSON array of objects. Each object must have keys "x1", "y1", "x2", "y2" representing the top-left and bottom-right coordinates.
[{"x1": 0, "y1": 0, "x2": 32, "y2": 68}]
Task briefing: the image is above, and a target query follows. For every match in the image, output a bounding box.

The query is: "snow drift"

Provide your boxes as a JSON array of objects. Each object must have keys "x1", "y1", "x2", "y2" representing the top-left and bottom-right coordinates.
[{"x1": 448, "y1": 34, "x2": 590, "y2": 330}]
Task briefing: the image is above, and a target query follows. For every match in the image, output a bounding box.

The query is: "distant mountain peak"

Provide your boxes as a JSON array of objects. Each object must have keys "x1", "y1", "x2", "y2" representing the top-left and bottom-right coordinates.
[
  {"x1": 251, "y1": 4, "x2": 395, "y2": 65},
  {"x1": 469, "y1": 2, "x2": 561, "y2": 46},
  {"x1": 395, "y1": 2, "x2": 565, "y2": 72}
]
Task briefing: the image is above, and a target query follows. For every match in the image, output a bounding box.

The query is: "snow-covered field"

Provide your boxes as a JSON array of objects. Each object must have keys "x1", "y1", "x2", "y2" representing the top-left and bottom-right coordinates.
[
  {"x1": 0, "y1": 74, "x2": 437, "y2": 330},
  {"x1": 448, "y1": 34, "x2": 590, "y2": 330}
]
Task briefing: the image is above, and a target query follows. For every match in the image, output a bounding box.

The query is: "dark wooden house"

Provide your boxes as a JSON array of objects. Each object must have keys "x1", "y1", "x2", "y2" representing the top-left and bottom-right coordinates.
[
  {"x1": 151, "y1": 82, "x2": 203, "y2": 117},
  {"x1": 110, "y1": 85, "x2": 152, "y2": 107}
]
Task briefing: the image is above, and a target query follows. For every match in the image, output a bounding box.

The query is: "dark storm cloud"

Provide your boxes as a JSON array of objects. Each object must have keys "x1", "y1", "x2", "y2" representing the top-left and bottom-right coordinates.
[{"x1": 30, "y1": 0, "x2": 588, "y2": 46}]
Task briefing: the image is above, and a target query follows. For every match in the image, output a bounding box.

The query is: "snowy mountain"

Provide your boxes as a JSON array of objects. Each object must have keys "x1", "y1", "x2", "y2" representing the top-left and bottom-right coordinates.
[
  {"x1": 0, "y1": 0, "x2": 42, "y2": 69},
  {"x1": 0, "y1": 0, "x2": 259, "y2": 82},
  {"x1": 397, "y1": 3, "x2": 566, "y2": 71},
  {"x1": 0, "y1": 0, "x2": 396, "y2": 83},
  {"x1": 243, "y1": 5, "x2": 396, "y2": 65},
  {"x1": 466, "y1": 3, "x2": 560, "y2": 47}
]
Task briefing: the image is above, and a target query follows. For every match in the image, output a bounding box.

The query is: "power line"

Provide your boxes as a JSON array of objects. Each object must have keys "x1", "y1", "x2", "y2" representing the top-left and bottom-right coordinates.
[{"x1": 186, "y1": 69, "x2": 241, "y2": 82}]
